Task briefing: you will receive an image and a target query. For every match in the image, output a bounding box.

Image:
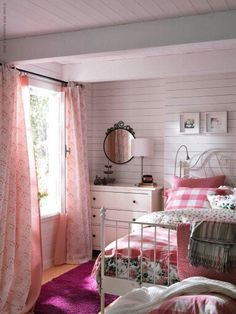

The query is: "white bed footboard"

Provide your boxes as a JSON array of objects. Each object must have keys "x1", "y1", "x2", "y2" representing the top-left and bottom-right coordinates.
[{"x1": 99, "y1": 207, "x2": 174, "y2": 314}]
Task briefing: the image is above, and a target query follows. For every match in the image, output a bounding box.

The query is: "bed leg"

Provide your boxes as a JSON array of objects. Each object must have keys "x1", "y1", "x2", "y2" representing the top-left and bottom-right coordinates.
[
  {"x1": 101, "y1": 289, "x2": 105, "y2": 314},
  {"x1": 100, "y1": 207, "x2": 106, "y2": 314}
]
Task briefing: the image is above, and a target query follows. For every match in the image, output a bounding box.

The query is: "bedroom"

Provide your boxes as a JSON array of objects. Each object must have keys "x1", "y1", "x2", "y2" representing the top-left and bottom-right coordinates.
[{"x1": 1, "y1": 1, "x2": 236, "y2": 313}]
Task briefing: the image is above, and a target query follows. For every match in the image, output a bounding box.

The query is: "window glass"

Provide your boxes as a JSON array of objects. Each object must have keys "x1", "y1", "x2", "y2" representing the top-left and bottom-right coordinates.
[{"x1": 29, "y1": 86, "x2": 65, "y2": 217}]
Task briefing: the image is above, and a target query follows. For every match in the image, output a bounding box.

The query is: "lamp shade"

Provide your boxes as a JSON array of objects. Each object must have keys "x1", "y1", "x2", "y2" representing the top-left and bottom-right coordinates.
[{"x1": 131, "y1": 138, "x2": 154, "y2": 157}]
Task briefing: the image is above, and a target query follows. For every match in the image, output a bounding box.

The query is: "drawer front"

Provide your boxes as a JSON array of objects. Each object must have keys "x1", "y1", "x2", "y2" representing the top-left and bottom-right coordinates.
[
  {"x1": 91, "y1": 191, "x2": 149, "y2": 211},
  {"x1": 92, "y1": 208, "x2": 146, "y2": 226},
  {"x1": 92, "y1": 225, "x2": 128, "y2": 249}
]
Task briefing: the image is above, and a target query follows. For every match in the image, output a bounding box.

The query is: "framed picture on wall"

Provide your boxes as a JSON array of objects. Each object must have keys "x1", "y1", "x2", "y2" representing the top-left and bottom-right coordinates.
[
  {"x1": 205, "y1": 111, "x2": 227, "y2": 133},
  {"x1": 180, "y1": 112, "x2": 200, "y2": 134}
]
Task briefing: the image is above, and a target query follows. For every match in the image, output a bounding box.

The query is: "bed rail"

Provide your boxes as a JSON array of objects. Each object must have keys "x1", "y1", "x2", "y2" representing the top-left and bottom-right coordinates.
[{"x1": 100, "y1": 207, "x2": 174, "y2": 314}]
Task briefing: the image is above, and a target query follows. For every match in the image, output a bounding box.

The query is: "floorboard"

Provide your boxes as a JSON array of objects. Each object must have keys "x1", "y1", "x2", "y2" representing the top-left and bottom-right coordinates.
[{"x1": 42, "y1": 264, "x2": 78, "y2": 284}]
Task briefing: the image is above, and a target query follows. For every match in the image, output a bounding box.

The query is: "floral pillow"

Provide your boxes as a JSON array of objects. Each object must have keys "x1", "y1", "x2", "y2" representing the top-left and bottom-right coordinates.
[{"x1": 207, "y1": 194, "x2": 236, "y2": 210}]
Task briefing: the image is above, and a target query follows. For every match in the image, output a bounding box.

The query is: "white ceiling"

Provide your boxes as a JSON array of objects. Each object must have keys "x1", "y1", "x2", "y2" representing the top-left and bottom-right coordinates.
[
  {"x1": 3, "y1": 0, "x2": 236, "y2": 75},
  {"x1": 4, "y1": 0, "x2": 236, "y2": 40}
]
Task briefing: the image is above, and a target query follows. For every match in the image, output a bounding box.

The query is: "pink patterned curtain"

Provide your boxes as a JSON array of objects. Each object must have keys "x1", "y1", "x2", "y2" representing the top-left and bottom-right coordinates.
[
  {"x1": 0, "y1": 66, "x2": 42, "y2": 313},
  {"x1": 55, "y1": 83, "x2": 92, "y2": 265}
]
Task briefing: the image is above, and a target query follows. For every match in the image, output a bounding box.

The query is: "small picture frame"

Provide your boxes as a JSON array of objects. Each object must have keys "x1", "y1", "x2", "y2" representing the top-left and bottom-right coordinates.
[
  {"x1": 180, "y1": 112, "x2": 200, "y2": 134},
  {"x1": 205, "y1": 112, "x2": 227, "y2": 134}
]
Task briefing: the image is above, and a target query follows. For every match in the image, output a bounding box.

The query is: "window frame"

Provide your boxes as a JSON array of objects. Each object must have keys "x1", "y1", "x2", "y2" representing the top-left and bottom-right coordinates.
[{"x1": 28, "y1": 79, "x2": 65, "y2": 219}]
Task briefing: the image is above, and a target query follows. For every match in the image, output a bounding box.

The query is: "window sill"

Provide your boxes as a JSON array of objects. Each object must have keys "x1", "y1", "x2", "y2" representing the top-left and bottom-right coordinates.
[{"x1": 40, "y1": 212, "x2": 60, "y2": 222}]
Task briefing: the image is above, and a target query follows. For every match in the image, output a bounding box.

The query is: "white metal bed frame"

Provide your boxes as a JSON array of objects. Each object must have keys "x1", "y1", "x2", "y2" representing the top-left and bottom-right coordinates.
[
  {"x1": 99, "y1": 149, "x2": 236, "y2": 313},
  {"x1": 184, "y1": 148, "x2": 236, "y2": 185},
  {"x1": 99, "y1": 207, "x2": 173, "y2": 314}
]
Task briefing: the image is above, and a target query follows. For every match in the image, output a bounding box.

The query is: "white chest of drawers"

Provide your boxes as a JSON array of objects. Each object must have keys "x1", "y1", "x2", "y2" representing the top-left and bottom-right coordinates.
[{"x1": 90, "y1": 184, "x2": 163, "y2": 250}]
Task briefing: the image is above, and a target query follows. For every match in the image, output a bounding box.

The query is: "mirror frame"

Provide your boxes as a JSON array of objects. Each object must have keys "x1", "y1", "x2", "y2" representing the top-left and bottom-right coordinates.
[{"x1": 103, "y1": 121, "x2": 135, "y2": 165}]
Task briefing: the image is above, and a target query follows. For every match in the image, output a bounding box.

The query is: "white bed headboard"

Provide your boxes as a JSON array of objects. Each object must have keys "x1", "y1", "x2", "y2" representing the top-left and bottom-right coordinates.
[{"x1": 182, "y1": 149, "x2": 236, "y2": 186}]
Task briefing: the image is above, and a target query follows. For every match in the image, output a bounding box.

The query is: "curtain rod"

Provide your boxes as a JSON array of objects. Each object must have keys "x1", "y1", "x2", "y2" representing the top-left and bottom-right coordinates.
[
  {"x1": 17, "y1": 67, "x2": 69, "y2": 85},
  {"x1": 0, "y1": 63, "x2": 83, "y2": 87}
]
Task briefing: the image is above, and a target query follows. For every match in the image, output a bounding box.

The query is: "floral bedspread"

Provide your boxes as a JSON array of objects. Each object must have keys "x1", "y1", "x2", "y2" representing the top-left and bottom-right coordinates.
[
  {"x1": 93, "y1": 208, "x2": 236, "y2": 288},
  {"x1": 93, "y1": 226, "x2": 179, "y2": 286}
]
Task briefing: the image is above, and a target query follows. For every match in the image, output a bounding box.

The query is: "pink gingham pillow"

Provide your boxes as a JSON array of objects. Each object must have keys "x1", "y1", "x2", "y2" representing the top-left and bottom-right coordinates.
[{"x1": 165, "y1": 187, "x2": 225, "y2": 211}]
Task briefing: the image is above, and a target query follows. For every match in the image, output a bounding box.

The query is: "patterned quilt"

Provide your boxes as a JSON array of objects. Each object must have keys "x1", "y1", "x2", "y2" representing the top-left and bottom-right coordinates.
[
  {"x1": 93, "y1": 226, "x2": 179, "y2": 286},
  {"x1": 93, "y1": 208, "x2": 236, "y2": 287},
  {"x1": 136, "y1": 207, "x2": 236, "y2": 228}
]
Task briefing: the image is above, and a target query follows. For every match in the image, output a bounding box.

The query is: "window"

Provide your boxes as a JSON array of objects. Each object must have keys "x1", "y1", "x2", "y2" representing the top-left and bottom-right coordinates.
[{"x1": 29, "y1": 86, "x2": 65, "y2": 217}]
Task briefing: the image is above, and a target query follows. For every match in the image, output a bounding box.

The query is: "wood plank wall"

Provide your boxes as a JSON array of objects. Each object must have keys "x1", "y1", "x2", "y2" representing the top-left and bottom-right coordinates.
[
  {"x1": 86, "y1": 72, "x2": 236, "y2": 188},
  {"x1": 164, "y1": 72, "x2": 236, "y2": 186},
  {"x1": 86, "y1": 79, "x2": 164, "y2": 186}
]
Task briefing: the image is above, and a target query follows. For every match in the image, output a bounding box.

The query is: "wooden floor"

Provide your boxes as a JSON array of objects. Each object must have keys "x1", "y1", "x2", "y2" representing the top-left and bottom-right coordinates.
[
  {"x1": 42, "y1": 264, "x2": 78, "y2": 284},
  {"x1": 42, "y1": 251, "x2": 99, "y2": 284}
]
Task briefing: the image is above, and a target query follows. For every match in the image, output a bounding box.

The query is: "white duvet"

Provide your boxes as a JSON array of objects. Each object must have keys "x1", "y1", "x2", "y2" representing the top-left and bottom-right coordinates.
[{"x1": 105, "y1": 277, "x2": 236, "y2": 314}]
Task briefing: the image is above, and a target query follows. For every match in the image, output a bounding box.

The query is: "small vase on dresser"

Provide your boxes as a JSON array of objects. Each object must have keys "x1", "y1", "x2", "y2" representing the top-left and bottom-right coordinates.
[{"x1": 90, "y1": 184, "x2": 163, "y2": 251}]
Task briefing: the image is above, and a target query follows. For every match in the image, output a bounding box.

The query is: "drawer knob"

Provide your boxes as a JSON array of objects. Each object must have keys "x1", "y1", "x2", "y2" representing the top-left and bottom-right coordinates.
[
  {"x1": 93, "y1": 234, "x2": 96, "y2": 238},
  {"x1": 93, "y1": 214, "x2": 96, "y2": 218},
  {"x1": 132, "y1": 218, "x2": 136, "y2": 222},
  {"x1": 133, "y1": 200, "x2": 136, "y2": 203},
  {"x1": 93, "y1": 197, "x2": 96, "y2": 201}
]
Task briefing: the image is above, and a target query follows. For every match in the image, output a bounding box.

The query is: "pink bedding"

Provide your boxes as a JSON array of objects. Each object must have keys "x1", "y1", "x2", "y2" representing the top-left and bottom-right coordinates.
[
  {"x1": 93, "y1": 226, "x2": 178, "y2": 285},
  {"x1": 105, "y1": 226, "x2": 177, "y2": 262},
  {"x1": 149, "y1": 294, "x2": 236, "y2": 314},
  {"x1": 99, "y1": 207, "x2": 236, "y2": 314},
  {"x1": 137, "y1": 207, "x2": 236, "y2": 227},
  {"x1": 106, "y1": 277, "x2": 236, "y2": 314},
  {"x1": 95, "y1": 208, "x2": 236, "y2": 286},
  {"x1": 177, "y1": 222, "x2": 236, "y2": 285}
]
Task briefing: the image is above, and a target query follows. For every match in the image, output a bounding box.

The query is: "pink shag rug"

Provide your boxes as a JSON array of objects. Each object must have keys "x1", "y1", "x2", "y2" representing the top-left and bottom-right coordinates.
[{"x1": 34, "y1": 260, "x2": 117, "y2": 314}]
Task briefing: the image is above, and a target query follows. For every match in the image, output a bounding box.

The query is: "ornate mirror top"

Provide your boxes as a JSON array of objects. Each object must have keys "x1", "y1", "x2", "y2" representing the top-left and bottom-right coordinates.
[{"x1": 105, "y1": 121, "x2": 135, "y2": 137}]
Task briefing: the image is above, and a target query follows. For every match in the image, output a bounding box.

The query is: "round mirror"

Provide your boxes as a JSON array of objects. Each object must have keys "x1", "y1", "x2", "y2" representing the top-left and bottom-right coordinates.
[{"x1": 103, "y1": 121, "x2": 135, "y2": 164}]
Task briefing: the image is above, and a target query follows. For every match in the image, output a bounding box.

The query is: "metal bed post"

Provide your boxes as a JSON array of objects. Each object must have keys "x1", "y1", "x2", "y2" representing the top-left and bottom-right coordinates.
[
  {"x1": 98, "y1": 215, "x2": 175, "y2": 308},
  {"x1": 128, "y1": 222, "x2": 131, "y2": 281},
  {"x1": 167, "y1": 227, "x2": 170, "y2": 286},
  {"x1": 153, "y1": 225, "x2": 157, "y2": 285},
  {"x1": 100, "y1": 207, "x2": 106, "y2": 314},
  {"x1": 140, "y1": 224, "x2": 144, "y2": 285},
  {"x1": 115, "y1": 221, "x2": 118, "y2": 279}
]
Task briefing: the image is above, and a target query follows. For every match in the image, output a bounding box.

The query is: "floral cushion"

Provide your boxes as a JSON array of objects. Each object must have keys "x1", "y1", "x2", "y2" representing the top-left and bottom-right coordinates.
[{"x1": 207, "y1": 194, "x2": 236, "y2": 210}]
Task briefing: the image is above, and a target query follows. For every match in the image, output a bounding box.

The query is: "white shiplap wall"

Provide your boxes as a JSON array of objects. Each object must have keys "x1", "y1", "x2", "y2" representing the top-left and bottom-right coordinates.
[
  {"x1": 87, "y1": 79, "x2": 165, "y2": 186},
  {"x1": 87, "y1": 72, "x2": 236, "y2": 189},
  {"x1": 164, "y1": 72, "x2": 236, "y2": 187}
]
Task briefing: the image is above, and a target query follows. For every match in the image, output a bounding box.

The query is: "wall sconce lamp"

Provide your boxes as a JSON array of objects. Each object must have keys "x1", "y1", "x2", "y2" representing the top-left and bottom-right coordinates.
[
  {"x1": 174, "y1": 145, "x2": 191, "y2": 177},
  {"x1": 131, "y1": 138, "x2": 154, "y2": 186}
]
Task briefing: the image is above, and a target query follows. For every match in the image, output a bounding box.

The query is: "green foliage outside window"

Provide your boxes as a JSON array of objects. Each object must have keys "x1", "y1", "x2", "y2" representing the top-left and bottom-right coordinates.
[{"x1": 30, "y1": 94, "x2": 49, "y2": 204}]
